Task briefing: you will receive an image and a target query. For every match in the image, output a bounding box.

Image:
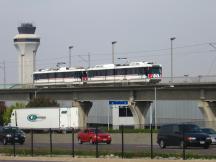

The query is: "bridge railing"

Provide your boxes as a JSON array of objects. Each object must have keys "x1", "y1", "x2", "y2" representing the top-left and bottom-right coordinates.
[
  {"x1": 1, "y1": 75, "x2": 216, "y2": 89},
  {"x1": 160, "y1": 75, "x2": 216, "y2": 84}
]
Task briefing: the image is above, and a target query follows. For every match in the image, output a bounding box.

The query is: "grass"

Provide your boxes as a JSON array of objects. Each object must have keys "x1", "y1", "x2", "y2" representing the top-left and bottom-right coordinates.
[
  {"x1": 107, "y1": 128, "x2": 158, "y2": 133},
  {"x1": 1, "y1": 147, "x2": 216, "y2": 159}
]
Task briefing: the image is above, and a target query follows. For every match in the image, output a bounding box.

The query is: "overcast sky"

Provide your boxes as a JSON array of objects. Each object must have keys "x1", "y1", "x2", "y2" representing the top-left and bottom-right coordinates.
[{"x1": 0, "y1": 0, "x2": 216, "y2": 83}]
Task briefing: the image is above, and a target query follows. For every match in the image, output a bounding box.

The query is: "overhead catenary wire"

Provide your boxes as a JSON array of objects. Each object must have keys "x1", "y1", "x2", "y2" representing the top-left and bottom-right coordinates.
[{"x1": 3, "y1": 41, "x2": 216, "y2": 69}]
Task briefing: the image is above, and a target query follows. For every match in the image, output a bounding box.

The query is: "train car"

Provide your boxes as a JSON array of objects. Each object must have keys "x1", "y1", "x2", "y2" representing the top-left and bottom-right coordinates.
[
  {"x1": 33, "y1": 67, "x2": 86, "y2": 87},
  {"x1": 33, "y1": 61, "x2": 162, "y2": 87},
  {"x1": 87, "y1": 61, "x2": 162, "y2": 84}
]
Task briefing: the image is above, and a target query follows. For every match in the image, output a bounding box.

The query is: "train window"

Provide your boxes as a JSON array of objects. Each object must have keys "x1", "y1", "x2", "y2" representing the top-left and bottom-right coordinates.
[
  {"x1": 116, "y1": 68, "x2": 126, "y2": 75},
  {"x1": 126, "y1": 68, "x2": 132, "y2": 75},
  {"x1": 64, "y1": 72, "x2": 69, "y2": 78},
  {"x1": 40, "y1": 73, "x2": 48, "y2": 79},
  {"x1": 33, "y1": 74, "x2": 39, "y2": 80},
  {"x1": 48, "y1": 73, "x2": 55, "y2": 79},
  {"x1": 98, "y1": 70, "x2": 106, "y2": 76},
  {"x1": 87, "y1": 71, "x2": 93, "y2": 78},
  {"x1": 126, "y1": 68, "x2": 138, "y2": 75},
  {"x1": 74, "y1": 72, "x2": 82, "y2": 78},
  {"x1": 88, "y1": 70, "x2": 107, "y2": 77},
  {"x1": 148, "y1": 67, "x2": 161, "y2": 74},
  {"x1": 138, "y1": 67, "x2": 144, "y2": 75},
  {"x1": 67, "y1": 72, "x2": 75, "y2": 78},
  {"x1": 56, "y1": 72, "x2": 63, "y2": 78},
  {"x1": 106, "y1": 69, "x2": 114, "y2": 76}
]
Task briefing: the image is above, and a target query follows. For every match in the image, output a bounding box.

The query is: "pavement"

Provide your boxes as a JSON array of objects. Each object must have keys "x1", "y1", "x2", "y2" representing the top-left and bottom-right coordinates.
[{"x1": 0, "y1": 156, "x2": 216, "y2": 162}]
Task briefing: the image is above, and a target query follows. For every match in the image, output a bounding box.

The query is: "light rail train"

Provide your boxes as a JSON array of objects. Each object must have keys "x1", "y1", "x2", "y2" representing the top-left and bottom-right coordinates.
[{"x1": 33, "y1": 61, "x2": 162, "y2": 87}]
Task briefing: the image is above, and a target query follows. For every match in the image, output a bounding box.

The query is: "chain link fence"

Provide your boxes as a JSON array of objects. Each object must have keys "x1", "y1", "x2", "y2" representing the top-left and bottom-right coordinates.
[{"x1": 1, "y1": 121, "x2": 216, "y2": 160}]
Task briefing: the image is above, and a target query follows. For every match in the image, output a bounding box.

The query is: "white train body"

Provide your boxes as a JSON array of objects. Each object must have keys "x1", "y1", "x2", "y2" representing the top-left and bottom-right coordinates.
[{"x1": 33, "y1": 61, "x2": 162, "y2": 87}]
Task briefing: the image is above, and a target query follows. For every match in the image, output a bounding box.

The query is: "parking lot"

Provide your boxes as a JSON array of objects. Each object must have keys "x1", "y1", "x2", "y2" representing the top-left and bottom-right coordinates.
[{"x1": 0, "y1": 132, "x2": 216, "y2": 159}]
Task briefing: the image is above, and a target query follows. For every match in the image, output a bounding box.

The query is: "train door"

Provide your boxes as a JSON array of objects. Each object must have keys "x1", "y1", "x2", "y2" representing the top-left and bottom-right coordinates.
[{"x1": 82, "y1": 71, "x2": 88, "y2": 81}]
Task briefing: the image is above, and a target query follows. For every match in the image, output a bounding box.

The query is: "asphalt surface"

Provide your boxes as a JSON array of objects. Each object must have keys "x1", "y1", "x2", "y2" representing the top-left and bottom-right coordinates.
[
  {"x1": 0, "y1": 133, "x2": 216, "y2": 159},
  {"x1": 0, "y1": 156, "x2": 215, "y2": 162}
]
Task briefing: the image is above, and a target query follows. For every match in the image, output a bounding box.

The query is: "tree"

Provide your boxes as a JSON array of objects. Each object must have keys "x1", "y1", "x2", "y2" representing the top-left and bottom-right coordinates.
[
  {"x1": 26, "y1": 96, "x2": 59, "y2": 108},
  {"x1": 0, "y1": 101, "x2": 6, "y2": 125},
  {"x1": 2, "y1": 102, "x2": 26, "y2": 125}
]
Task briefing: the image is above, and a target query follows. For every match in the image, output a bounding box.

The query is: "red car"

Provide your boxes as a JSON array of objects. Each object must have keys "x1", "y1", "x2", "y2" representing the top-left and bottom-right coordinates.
[{"x1": 77, "y1": 128, "x2": 111, "y2": 144}]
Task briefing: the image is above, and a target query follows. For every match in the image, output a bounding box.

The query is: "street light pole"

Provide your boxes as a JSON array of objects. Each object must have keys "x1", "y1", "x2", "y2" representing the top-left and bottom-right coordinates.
[
  {"x1": 112, "y1": 41, "x2": 117, "y2": 64},
  {"x1": 0, "y1": 61, "x2": 6, "y2": 89},
  {"x1": 154, "y1": 87, "x2": 157, "y2": 130},
  {"x1": 88, "y1": 52, "x2": 91, "y2": 68},
  {"x1": 170, "y1": 37, "x2": 176, "y2": 83},
  {"x1": 33, "y1": 50, "x2": 36, "y2": 72},
  {"x1": 69, "y1": 46, "x2": 73, "y2": 67}
]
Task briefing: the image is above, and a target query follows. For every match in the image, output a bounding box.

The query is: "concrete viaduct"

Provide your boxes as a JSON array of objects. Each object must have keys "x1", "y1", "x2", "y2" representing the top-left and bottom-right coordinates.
[{"x1": 0, "y1": 82, "x2": 216, "y2": 128}]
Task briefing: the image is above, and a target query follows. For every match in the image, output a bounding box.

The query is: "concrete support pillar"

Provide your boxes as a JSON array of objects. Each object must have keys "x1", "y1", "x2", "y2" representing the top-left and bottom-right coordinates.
[
  {"x1": 128, "y1": 100, "x2": 152, "y2": 129},
  {"x1": 72, "y1": 100, "x2": 92, "y2": 128},
  {"x1": 198, "y1": 100, "x2": 216, "y2": 129}
]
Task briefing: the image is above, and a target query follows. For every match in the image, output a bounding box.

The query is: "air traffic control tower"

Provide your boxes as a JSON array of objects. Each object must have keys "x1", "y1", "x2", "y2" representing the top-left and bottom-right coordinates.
[{"x1": 14, "y1": 23, "x2": 40, "y2": 84}]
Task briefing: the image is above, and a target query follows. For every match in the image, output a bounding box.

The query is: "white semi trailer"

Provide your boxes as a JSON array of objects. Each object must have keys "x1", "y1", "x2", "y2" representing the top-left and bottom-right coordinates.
[{"x1": 10, "y1": 107, "x2": 80, "y2": 130}]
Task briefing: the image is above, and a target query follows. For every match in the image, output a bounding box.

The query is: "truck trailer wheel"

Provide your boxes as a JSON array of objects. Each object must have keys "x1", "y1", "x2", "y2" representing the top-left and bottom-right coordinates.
[
  {"x1": 78, "y1": 138, "x2": 83, "y2": 144},
  {"x1": 3, "y1": 138, "x2": 7, "y2": 145}
]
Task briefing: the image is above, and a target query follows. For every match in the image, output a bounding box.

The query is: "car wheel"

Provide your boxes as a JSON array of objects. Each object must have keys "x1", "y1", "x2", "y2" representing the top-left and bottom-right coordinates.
[
  {"x1": 19, "y1": 141, "x2": 24, "y2": 145},
  {"x1": 180, "y1": 140, "x2": 187, "y2": 149},
  {"x1": 89, "y1": 138, "x2": 94, "y2": 144},
  {"x1": 106, "y1": 141, "x2": 111, "y2": 144},
  {"x1": 3, "y1": 138, "x2": 7, "y2": 145},
  {"x1": 159, "y1": 140, "x2": 166, "y2": 148},
  {"x1": 203, "y1": 144, "x2": 210, "y2": 149},
  {"x1": 78, "y1": 138, "x2": 83, "y2": 144}
]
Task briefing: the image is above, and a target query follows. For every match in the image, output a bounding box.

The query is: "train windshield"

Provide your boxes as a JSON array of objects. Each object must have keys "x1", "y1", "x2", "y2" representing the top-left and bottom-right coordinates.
[{"x1": 148, "y1": 66, "x2": 162, "y2": 75}]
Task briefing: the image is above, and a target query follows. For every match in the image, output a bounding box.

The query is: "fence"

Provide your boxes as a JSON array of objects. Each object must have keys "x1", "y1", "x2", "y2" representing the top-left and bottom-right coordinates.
[{"x1": 1, "y1": 121, "x2": 216, "y2": 160}]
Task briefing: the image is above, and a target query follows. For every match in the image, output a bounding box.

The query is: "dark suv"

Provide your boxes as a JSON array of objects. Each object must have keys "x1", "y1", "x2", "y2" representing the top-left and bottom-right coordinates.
[
  {"x1": 0, "y1": 126, "x2": 25, "y2": 145},
  {"x1": 157, "y1": 123, "x2": 211, "y2": 149}
]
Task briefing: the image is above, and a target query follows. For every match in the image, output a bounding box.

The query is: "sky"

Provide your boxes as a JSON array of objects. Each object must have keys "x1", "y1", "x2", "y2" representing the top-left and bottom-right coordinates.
[{"x1": 0, "y1": 0, "x2": 216, "y2": 83}]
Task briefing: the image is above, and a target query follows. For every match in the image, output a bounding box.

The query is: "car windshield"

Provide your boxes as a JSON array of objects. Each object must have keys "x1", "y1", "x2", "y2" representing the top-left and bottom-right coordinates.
[
  {"x1": 202, "y1": 128, "x2": 216, "y2": 134},
  {"x1": 3, "y1": 127, "x2": 22, "y2": 133},
  {"x1": 90, "y1": 129, "x2": 105, "y2": 134},
  {"x1": 180, "y1": 124, "x2": 202, "y2": 133}
]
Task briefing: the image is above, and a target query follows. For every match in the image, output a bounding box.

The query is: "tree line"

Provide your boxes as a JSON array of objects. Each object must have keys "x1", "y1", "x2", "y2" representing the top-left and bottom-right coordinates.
[{"x1": 0, "y1": 96, "x2": 59, "y2": 126}]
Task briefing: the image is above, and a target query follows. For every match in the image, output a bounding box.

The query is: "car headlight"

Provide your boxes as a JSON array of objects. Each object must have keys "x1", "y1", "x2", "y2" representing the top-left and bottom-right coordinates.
[
  {"x1": 6, "y1": 134, "x2": 12, "y2": 138},
  {"x1": 108, "y1": 135, "x2": 111, "y2": 138},
  {"x1": 187, "y1": 137, "x2": 196, "y2": 141},
  {"x1": 206, "y1": 137, "x2": 211, "y2": 140}
]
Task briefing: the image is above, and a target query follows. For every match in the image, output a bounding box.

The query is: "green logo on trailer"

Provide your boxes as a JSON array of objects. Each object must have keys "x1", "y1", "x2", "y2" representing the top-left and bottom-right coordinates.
[{"x1": 27, "y1": 114, "x2": 38, "y2": 122}]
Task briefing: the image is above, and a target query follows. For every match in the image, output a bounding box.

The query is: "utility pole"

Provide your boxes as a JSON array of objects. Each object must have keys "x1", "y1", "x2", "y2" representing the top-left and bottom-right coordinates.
[
  {"x1": 69, "y1": 46, "x2": 73, "y2": 67},
  {"x1": 112, "y1": 41, "x2": 117, "y2": 64},
  {"x1": 0, "y1": 61, "x2": 6, "y2": 88},
  {"x1": 88, "y1": 53, "x2": 91, "y2": 68},
  {"x1": 170, "y1": 37, "x2": 176, "y2": 83}
]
